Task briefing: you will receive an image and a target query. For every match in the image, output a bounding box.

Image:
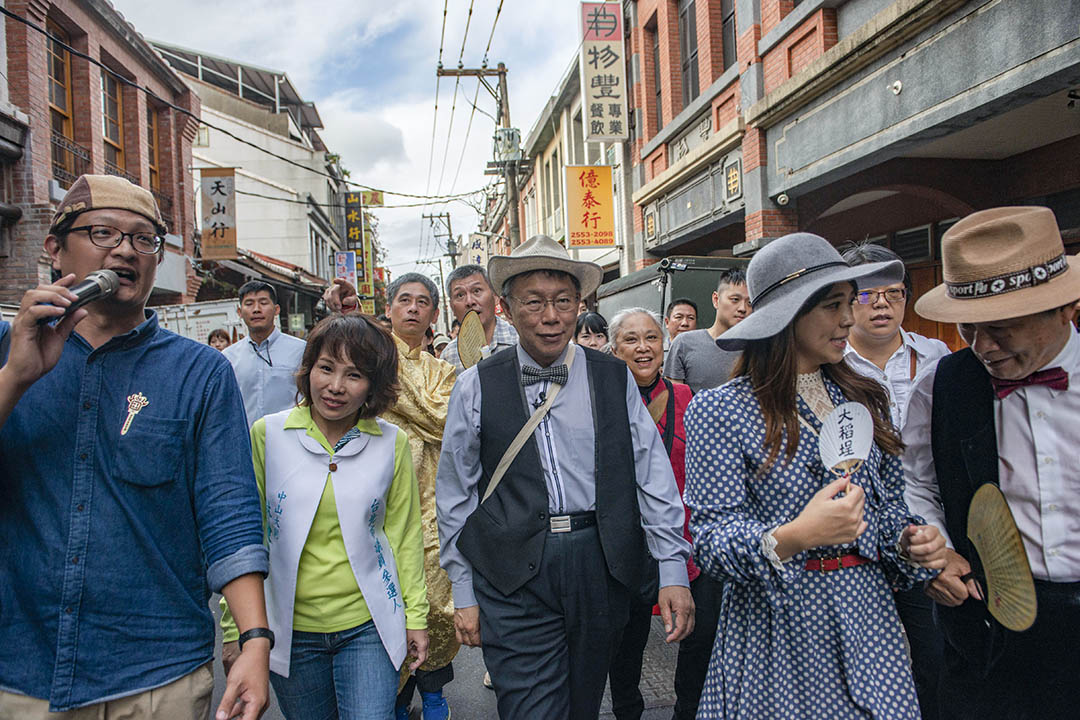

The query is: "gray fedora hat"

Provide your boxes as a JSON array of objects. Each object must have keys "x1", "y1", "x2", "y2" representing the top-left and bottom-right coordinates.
[
  {"x1": 716, "y1": 232, "x2": 904, "y2": 350},
  {"x1": 489, "y1": 234, "x2": 604, "y2": 297}
]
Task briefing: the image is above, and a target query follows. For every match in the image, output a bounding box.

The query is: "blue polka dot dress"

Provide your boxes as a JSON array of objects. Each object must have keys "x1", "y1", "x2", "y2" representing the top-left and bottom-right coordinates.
[{"x1": 684, "y1": 373, "x2": 933, "y2": 720}]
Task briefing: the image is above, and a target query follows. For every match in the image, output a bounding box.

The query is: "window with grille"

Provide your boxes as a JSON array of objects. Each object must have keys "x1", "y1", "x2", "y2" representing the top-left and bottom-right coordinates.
[
  {"x1": 891, "y1": 226, "x2": 932, "y2": 263},
  {"x1": 48, "y1": 22, "x2": 73, "y2": 141},
  {"x1": 101, "y1": 73, "x2": 124, "y2": 170},
  {"x1": 679, "y1": 0, "x2": 699, "y2": 107},
  {"x1": 146, "y1": 106, "x2": 160, "y2": 191},
  {"x1": 721, "y1": 0, "x2": 737, "y2": 71}
]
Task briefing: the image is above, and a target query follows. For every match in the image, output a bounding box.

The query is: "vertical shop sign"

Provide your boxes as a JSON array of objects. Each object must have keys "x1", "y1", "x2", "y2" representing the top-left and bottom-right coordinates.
[
  {"x1": 566, "y1": 165, "x2": 616, "y2": 247},
  {"x1": 200, "y1": 167, "x2": 237, "y2": 259},
  {"x1": 580, "y1": 2, "x2": 629, "y2": 142}
]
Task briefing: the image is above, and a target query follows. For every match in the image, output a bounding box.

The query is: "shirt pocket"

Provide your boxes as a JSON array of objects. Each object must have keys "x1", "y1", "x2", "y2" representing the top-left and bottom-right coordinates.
[{"x1": 114, "y1": 417, "x2": 189, "y2": 488}]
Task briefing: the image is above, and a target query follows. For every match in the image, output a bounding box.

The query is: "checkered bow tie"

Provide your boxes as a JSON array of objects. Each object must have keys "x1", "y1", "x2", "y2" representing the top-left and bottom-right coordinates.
[{"x1": 521, "y1": 364, "x2": 569, "y2": 387}]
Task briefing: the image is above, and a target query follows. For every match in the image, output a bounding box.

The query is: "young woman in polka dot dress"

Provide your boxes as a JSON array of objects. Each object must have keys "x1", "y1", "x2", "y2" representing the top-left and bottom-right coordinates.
[{"x1": 684, "y1": 233, "x2": 948, "y2": 719}]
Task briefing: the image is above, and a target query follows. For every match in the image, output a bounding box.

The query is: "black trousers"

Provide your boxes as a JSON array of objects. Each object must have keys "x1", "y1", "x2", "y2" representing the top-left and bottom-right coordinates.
[
  {"x1": 672, "y1": 573, "x2": 723, "y2": 720},
  {"x1": 608, "y1": 599, "x2": 654, "y2": 720},
  {"x1": 938, "y1": 580, "x2": 1080, "y2": 720},
  {"x1": 474, "y1": 524, "x2": 631, "y2": 720},
  {"x1": 395, "y1": 662, "x2": 454, "y2": 707},
  {"x1": 893, "y1": 586, "x2": 942, "y2": 720}
]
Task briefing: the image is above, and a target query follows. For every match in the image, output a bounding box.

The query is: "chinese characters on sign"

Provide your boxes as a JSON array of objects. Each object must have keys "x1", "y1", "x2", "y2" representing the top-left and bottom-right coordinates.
[
  {"x1": 580, "y1": 2, "x2": 628, "y2": 142},
  {"x1": 566, "y1": 165, "x2": 616, "y2": 248},
  {"x1": 200, "y1": 167, "x2": 237, "y2": 260},
  {"x1": 467, "y1": 233, "x2": 489, "y2": 267},
  {"x1": 335, "y1": 250, "x2": 357, "y2": 292},
  {"x1": 359, "y1": 190, "x2": 384, "y2": 207},
  {"x1": 344, "y1": 192, "x2": 376, "y2": 314}
]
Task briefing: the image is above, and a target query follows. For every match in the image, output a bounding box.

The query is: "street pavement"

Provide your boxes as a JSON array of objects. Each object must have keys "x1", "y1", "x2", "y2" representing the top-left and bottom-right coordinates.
[{"x1": 210, "y1": 597, "x2": 681, "y2": 719}]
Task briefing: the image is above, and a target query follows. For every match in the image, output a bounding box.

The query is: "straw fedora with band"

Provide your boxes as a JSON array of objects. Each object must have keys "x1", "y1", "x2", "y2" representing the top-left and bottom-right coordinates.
[
  {"x1": 716, "y1": 232, "x2": 904, "y2": 350},
  {"x1": 488, "y1": 234, "x2": 604, "y2": 298},
  {"x1": 914, "y1": 206, "x2": 1080, "y2": 324}
]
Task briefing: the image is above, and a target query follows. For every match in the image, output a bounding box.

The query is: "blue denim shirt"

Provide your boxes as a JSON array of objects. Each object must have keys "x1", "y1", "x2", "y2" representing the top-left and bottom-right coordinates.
[{"x1": 0, "y1": 312, "x2": 268, "y2": 710}]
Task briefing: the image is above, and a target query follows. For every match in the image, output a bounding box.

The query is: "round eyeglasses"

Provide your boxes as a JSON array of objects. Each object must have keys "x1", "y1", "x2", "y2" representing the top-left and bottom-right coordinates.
[
  {"x1": 69, "y1": 225, "x2": 163, "y2": 255},
  {"x1": 510, "y1": 295, "x2": 579, "y2": 315},
  {"x1": 856, "y1": 288, "x2": 906, "y2": 305}
]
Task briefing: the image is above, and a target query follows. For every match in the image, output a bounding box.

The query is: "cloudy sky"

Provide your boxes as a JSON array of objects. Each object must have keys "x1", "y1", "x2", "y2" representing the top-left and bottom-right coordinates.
[{"x1": 111, "y1": 0, "x2": 582, "y2": 283}]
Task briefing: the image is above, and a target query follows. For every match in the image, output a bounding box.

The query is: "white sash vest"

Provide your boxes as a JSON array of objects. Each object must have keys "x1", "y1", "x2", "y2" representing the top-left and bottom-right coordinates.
[{"x1": 262, "y1": 410, "x2": 408, "y2": 676}]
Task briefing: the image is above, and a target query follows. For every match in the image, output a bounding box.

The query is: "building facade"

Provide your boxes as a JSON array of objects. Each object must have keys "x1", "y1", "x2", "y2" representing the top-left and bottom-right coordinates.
[
  {"x1": 2, "y1": 0, "x2": 201, "y2": 304},
  {"x1": 152, "y1": 42, "x2": 349, "y2": 284},
  {"x1": 625, "y1": 0, "x2": 1080, "y2": 345}
]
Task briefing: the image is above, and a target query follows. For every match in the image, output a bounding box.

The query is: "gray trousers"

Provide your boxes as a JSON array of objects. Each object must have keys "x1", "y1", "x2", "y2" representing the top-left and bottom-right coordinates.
[{"x1": 474, "y1": 524, "x2": 631, "y2": 720}]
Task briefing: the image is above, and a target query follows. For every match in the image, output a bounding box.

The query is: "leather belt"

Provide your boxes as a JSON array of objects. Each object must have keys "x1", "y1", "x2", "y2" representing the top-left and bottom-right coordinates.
[
  {"x1": 548, "y1": 511, "x2": 597, "y2": 533},
  {"x1": 804, "y1": 552, "x2": 873, "y2": 573}
]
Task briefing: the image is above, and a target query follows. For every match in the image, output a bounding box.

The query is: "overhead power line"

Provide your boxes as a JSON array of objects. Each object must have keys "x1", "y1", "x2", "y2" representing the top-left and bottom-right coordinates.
[
  {"x1": 234, "y1": 188, "x2": 479, "y2": 210},
  {"x1": 0, "y1": 6, "x2": 483, "y2": 202}
]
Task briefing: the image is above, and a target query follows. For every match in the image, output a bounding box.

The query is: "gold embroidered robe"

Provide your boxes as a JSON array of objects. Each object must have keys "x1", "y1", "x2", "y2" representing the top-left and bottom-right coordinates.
[{"x1": 382, "y1": 333, "x2": 460, "y2": 673}]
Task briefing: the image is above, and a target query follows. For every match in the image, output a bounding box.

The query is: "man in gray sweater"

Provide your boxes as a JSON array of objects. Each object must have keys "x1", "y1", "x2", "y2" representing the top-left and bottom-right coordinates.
[{"x1": 663, "y1": 268, "x2": 749, "y2": 393}]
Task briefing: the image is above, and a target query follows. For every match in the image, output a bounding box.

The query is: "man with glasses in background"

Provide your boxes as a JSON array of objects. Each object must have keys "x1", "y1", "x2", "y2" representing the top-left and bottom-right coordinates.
[
  {"x1": 223, "y1": 280, "x2": 307, "y2": 429},
  {"x1": 842, "y1": 242, "x2": 950, "y2": 720},
  {"x1": 0, "y1": 175, "x2": 269, "y2": 719}
]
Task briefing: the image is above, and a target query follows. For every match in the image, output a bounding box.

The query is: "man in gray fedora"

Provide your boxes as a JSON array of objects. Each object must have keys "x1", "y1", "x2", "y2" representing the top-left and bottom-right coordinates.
[
  {"x1": 436, "y1": 235, "x2": 694, "y2": 719},
  {"x1": 904, "y1": 206, "x2": 1080, "y2": 719}
]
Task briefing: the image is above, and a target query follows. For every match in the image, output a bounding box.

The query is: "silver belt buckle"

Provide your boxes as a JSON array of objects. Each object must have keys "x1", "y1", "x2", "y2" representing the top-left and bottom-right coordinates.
[{"x1": 549, "y1": 515, "x2": 571, "y2": 533}]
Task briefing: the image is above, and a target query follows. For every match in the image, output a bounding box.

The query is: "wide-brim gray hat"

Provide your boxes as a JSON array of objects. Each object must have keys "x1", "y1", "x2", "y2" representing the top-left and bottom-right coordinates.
[
  {"x1": 489, "y1": 234, "x2": 604, "y2": 297},
  {"x1": 716, "y1": 232, "x2": 904, "y2": 350}
]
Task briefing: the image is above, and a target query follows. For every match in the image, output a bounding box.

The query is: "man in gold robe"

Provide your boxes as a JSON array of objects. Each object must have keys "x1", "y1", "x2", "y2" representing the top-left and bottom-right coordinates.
[{"x1": 376, "y1": 273, "x2": 460, "y2": 720}]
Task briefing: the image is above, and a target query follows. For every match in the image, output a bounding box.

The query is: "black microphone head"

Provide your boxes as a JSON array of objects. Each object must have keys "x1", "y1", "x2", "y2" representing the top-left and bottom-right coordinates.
[{"x1": 85, "y1": 269, "x2": 120, "y2": 298}]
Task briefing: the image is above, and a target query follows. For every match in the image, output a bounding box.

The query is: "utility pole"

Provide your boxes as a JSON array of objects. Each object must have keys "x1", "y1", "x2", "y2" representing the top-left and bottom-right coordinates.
[
  {"x1": 438, "y1": 62, "x2": 525, "y2": 249},
  {"x1": 423, "y1": 212, "x2": 456, "y2": 268}
]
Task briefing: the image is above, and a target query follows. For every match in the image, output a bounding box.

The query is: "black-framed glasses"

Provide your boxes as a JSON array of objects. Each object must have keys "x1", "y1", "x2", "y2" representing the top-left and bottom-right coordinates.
[
  {"x1": 69, "y1": 225, "x2": 163, "y2": 255},
  {"x1": 856, "y1": 288, "x2": 906, "y2": 305},
  {"x1": 509, "y1": 295, "x2": 579, "y2": 315}
]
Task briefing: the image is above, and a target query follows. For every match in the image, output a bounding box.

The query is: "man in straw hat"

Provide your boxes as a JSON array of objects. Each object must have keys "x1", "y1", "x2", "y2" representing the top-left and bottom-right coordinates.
[
  {"x1": 435, "y1": 235, "x2": 694, "y2": 718},
  {"x1": 0, "y1": 175, "x2": 270, "y2": 718},
  {"x1": 903, "y1": 206, "x2": 1080, "y2": 719}
]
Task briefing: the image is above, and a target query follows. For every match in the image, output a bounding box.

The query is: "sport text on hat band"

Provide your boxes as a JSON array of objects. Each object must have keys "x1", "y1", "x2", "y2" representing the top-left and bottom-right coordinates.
[
  {"x1": 945, "y1": 253, "x2": 1068, "y2": 300},
  {"x1": 750, "y1": 261, "x2": 848, "y2": 307}
]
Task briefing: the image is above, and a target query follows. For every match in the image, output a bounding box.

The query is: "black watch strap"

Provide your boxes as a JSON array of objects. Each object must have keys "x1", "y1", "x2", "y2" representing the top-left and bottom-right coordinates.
[{"x1": 238, "y1": 627, "x2": 275, "y2": 650}]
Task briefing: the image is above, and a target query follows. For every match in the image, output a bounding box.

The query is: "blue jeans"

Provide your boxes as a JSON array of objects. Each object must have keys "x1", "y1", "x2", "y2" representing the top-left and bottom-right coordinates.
[{"x1": 270, "y1": 622, "x2": 399, "y2": 720}]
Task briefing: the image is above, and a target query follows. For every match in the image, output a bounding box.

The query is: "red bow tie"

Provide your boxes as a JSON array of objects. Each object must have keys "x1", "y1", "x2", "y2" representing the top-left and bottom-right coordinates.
[{"x1": 990, "y1": 367, "x2": 1070, "y2": 399}]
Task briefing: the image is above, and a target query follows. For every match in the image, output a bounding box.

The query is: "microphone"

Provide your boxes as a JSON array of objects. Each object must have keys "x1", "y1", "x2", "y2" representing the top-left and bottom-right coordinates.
[
  {"x1": 39, "y1": 269, "x2": 120, "y2": 324},
  {"x1": 532, "y1": 391, "x2": 547, "y2": 410}
]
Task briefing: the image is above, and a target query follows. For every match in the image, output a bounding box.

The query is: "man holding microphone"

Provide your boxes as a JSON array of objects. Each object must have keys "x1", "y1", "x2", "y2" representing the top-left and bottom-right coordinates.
[{"x1": 0, "y1": 175, "x2": 270, "y2": 720}]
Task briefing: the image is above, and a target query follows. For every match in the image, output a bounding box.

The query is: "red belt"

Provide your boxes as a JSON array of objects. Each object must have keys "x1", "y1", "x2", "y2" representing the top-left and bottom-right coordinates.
[{"x1": 804, "y1": 553, "x2": 872, "y2": 573}]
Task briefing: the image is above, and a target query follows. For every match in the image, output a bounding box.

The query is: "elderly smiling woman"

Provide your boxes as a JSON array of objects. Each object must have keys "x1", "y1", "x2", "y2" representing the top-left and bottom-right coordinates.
[{"x1": 607, "y1": 307, "x2": 715, "y2": 720}]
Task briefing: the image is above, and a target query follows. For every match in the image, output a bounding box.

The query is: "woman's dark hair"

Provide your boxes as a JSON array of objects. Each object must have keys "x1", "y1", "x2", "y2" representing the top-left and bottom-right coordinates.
[
  {"x1": 733, "y1": 282, "x2": 903, "y2": 475},
  {"x1": 575, "y1": 311, "x2": 608, "y2": 339},
  {"x1": 295, "y1": 314, "x2": 399, "y2": 420},
  {"x1": 207, "y1": 328, "x2": 229, "y2": 344}
]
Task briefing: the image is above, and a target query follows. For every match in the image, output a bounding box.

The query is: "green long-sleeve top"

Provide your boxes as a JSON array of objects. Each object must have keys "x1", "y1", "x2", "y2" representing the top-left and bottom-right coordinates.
[{"x1": 222, "y1": 407, "x2": 428, "y2": 641}]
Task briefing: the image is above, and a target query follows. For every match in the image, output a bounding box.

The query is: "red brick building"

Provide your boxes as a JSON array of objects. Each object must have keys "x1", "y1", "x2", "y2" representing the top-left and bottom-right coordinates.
[
  {"x1": 624, "y1": 0, "x2": 1080, "y2": 345},
  {"x1": 2, "y1": 0, "x2": 201, "y2": 304}
]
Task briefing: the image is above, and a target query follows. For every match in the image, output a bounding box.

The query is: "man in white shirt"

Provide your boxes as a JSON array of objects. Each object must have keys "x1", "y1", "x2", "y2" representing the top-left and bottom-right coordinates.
[
  {"x1": 903, "y1": 206, "x2": 1080, "y2": 720},
  {"x1": 223, "y1": 281, "x2": 306, "y2": 428},
  {"x1": 841, "y1": 243, "x2": 951, "y2": 720}
]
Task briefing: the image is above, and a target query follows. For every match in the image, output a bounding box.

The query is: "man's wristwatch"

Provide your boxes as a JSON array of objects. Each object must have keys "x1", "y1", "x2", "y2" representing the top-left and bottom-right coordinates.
[{"x1": 238, "y1": 627, "x2": 275, "y2": 650}]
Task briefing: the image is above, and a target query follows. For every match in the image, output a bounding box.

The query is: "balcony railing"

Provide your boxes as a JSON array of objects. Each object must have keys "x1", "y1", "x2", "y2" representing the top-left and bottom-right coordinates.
[
  {"x1": 152, "y1": 189, "x2": 174, "y2": 233},
  {"x1": 51, "y1": 132, "x2": 90, "y2": 190},
  {"x1": 104, "y1": 161, "x2": 140, "y2": 186}
]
